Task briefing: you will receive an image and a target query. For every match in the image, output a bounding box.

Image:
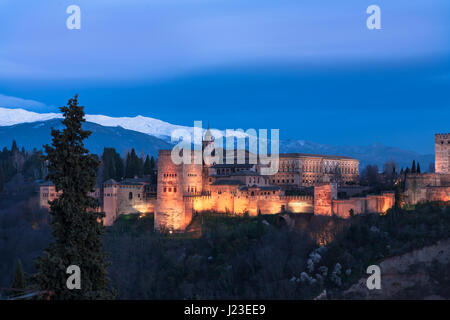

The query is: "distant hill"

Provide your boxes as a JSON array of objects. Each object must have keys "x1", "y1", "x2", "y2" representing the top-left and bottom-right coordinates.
[
  {"x1": 0, "y1": 119, "x2": 172, "y2": 158},
  {"x1": 280, "y1": 139, "x2": 434, "y2": 171}
]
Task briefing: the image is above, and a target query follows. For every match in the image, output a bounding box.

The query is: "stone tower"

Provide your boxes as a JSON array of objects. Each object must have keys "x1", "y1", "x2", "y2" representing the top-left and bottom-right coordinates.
[
  {"x1": 435, "y1": 133, "x2": 450, "y2": 174},
  {"x1": 202, "y1": 127, "x2": 215, "y2": 192},
  {"x1": 154, "y1": 150, "x2": 190, "y2": 232}
]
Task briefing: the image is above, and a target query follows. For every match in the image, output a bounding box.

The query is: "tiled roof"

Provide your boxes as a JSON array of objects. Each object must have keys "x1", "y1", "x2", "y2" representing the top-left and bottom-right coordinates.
[
  {"x1": 211, "y1": 179, "x2": 244, "y2": 186},
  {"x1": 279, "y1": 153, "x2": 357, "y2": 160},
  {"x1": 211, "y1": 163, "x2": 254, "y2": 168},
  {"x1": 40, "y1": 181, "x2": 54, "y2": 186},
  {"x1": 103, "y1": 179, "x2": 118, "y2": 185}
]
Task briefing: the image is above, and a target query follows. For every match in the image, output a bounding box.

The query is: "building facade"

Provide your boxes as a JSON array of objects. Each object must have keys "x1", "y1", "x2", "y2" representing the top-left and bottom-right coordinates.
[{"x1": 40, "y1": 130, "x2": 411, "y2": 232}]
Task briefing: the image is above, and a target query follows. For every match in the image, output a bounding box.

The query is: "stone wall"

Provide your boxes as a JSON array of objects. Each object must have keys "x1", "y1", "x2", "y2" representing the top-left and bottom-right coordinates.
[
  {"x1": 426, "y1": 186, "x2": 450, "y2": 202},
  {"x1": 189, "y1": 191, "x2": 314, "y2": 216},
  {"x1": 404, "y1": 173, "x2": 450, "y2": 205},
  {"x1": 332, "y1": 192, "x2": 395, "y2": 218}
]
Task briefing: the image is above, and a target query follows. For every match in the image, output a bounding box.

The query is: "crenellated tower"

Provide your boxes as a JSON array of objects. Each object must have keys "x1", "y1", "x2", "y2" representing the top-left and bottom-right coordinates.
[
  {"x1": 435, "y1": 133, "x2": 450, "y2": 174},
  {"x1": 154, "y1": 150, "x2": 189, "y2": 232},
  {"x1": 202, "y1": 127, "x2": 215, "y2": 192}
]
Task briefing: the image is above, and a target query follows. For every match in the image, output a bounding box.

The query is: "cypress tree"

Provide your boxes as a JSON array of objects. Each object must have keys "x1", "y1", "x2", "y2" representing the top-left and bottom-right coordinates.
[
  {"x1": 125, "y1": 151, "x2": 132, "y2": 178},
  {"x1": 150, "y1": 156, "x2": 155, "y2": 171},
  {"x1": 114, "y1": 152, "x2": 124, "y2": 180},
  {"x1": 417, "y1": 162, "x2": 421, "y2": 174},
  {"x1": 11, "y1": 140, "x2": 19, "y2": 153},
  {"x1": 35, "y1": 95, "x2": 113, "y2": 299},
  {"x1": 0, "y1": 167, "x2": 3, "y2": 192},
  {"x1": 143, "y1": 155, "x2": 152, "y2": 175},
  {"x1": 102, "y1": 148, "x2": 116, "y2": 182},
  {"x1": 11, "y1": 259, "x2": 26, "y2": 295},
  {"x1": 411, "y1": 160, "x2": 416, "y2": 173}
]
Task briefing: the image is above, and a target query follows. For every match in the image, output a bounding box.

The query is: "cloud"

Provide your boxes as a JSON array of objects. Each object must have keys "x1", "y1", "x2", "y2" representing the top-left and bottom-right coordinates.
[
  {"x1": 0, "y1": 0, "x2": 448, "y2": 81},
  {"x1": 0, "y1": 94, "x2": 49, "y2": 110}
]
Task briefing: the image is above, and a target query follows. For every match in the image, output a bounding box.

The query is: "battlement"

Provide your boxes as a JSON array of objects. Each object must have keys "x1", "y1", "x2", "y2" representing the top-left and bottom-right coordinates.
[
  {"x1": 158, "y1": 149, "x2": 173, "y2": 156},
  {"x1": 279, "y1": 195, "x2": 313, "y2": 201},
  {"x1": 435, "y1": 133, "x2": 450, "y2": 140}
]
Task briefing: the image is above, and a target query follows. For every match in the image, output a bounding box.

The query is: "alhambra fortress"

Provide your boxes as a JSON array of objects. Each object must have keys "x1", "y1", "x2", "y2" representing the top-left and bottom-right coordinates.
[{"x1": 40, "y1": 132, "x2": 450, "y2": 231}]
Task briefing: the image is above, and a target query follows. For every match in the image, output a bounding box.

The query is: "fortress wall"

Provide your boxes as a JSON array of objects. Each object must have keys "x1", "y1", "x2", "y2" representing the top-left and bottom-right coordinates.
[
  {"x1": 332, "y1": 198, "x2": 365, "y2": 218},
  {"x1": 426, "y1": 186, "x2": 450, "y2": 202},
  {"x1": 116, "y1": 185, "x2": 150, "y2": 215},
  {"x1": 213, "y1": 188, "x2": 236, "y2": 214},
  {"x1": 189, "y1": 192, "x2": 314, "y2": 215},
  {"x1": 404, "y1": 173, "x2": 450, "y2": 205},
  {"x1": 233, "y1": 195, "x2": 250, "y2": 214},
  {"x1": 285, "y1": 198, "x2": 314, "y2": 213},
  {"x1": 404, "y1": 173, "x2": 435, "y2": 205},
  {"x1": 191, "y1": 195, "x2": 215, "y2": 212},
  {"x1": 331, "y1": 192, "x2": 395, "y2": 218}
]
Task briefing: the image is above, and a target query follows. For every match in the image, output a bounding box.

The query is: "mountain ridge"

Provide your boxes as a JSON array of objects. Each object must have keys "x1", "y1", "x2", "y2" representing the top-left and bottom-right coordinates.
[{"x1": 0, "y1": 107, "x2": 434, "y2": 169}]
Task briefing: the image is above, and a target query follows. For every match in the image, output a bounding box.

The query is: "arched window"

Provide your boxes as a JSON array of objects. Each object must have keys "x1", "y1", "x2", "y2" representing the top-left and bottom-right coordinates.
[{"x1": 129, "y1": 192, "x2": 133, "y2": 200}]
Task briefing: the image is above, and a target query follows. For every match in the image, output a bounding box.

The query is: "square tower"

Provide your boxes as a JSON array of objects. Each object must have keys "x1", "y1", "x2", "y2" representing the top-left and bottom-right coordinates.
[{"x1": 435, "y1": 133, "x2": 450, "y2": 174}]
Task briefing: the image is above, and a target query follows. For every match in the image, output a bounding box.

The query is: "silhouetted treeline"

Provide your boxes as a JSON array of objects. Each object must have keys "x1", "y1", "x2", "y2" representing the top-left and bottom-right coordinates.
[
  {"x1": 0, "y1": 140, "x2": 47, "y2": 192},
  {"x1": 0, "y1": 194, "x2": 51, "y2": 295},
  {"x1": 0, "y1": 141, "x2": 158, "y2": 191},
  {"x1": 101, "y1": 147, "x2": 156, "y2": 181}
]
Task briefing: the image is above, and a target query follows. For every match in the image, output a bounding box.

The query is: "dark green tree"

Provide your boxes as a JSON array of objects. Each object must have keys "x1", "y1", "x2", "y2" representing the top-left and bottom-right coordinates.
[
  {"x1": 11, "y1": 140, "x2": 19, "y2": 153},
  {"x1": 114, "y1": 152, "x2": 124, "y2": 180},
  {"x1": 143, "y1": 155, "x2": 152, "y2": 175},
  {"x1": 102, "y1": 147, "x2": 125, "y2": 181},
  {"x1": 0, "y1": 166, "x2": 3, "y2": 192},
  {"x1": 125, "y1": 151, "x2": 133, "y2": 178},
  {"x1": 411, "y1": 160, "x2": 416, "y2": 173},
  {"x1": 417, "y1": 162, "x2": 421, "y2": 174},
  {"x1": 35, "y1": 95, "x2": 113, "y2": 299},
  {"x1": 102, "y1": 148, "x2": 116, "y2": 182},
  {"x1": 11, "y1": 259, "x2": 26, "y2": 296},
  {"x1": 125, "y1": 148, "x2": 143, "y2": 178}
]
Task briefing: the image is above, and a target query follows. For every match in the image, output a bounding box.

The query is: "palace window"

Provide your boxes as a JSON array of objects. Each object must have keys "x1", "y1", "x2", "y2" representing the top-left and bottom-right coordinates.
[{"x1": 129, "y1": 192, "x2": 133, "y2": 200}]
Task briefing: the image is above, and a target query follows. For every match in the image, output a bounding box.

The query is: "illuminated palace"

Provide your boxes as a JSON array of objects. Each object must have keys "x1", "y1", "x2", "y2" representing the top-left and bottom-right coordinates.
[{"x1": 44, "y1": 129, "x2": 446, "y2": 231}]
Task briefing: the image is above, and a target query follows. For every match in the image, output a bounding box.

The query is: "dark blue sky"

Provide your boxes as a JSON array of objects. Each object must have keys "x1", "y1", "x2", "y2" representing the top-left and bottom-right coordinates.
[{"x1": 0, "y1": 0, "x2": 449, "y2": 153}]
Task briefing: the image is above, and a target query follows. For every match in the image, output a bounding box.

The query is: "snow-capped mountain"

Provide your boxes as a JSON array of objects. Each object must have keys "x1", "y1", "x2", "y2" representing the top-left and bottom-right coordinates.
[
  {"x1": 0, "y1": 107, "x2": 62, "y2": 126},
  {"x1": 0, "y1": 106, "x2": 191, "y2": 139},
  {"x1": 0, "y1": 107, "x2": 244, "y2": 141}
]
